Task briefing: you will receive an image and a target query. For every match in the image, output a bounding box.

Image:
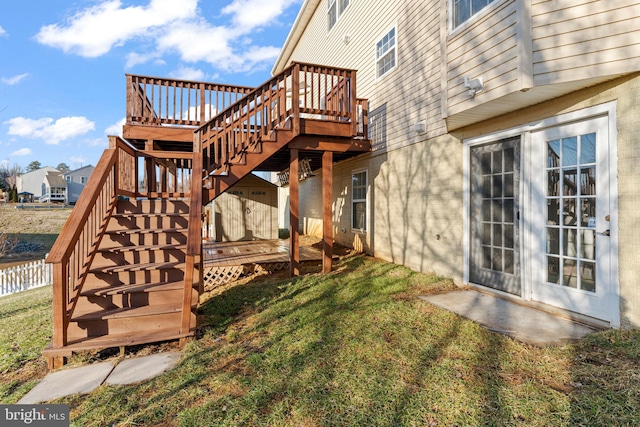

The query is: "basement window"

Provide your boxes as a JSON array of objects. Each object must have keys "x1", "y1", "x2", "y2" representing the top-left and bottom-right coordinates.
[
  {"x1": 352, "y1": 170, "x2": 368, "y2": 231},
  {"x1": 328, "y1": 0, "x2": 350, "y2": 32}
]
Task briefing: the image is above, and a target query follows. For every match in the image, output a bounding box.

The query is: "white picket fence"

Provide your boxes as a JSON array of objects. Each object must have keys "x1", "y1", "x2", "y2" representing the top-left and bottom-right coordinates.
[{"x1": 0, "y1": 256, "x2": 52, "y2": 297}]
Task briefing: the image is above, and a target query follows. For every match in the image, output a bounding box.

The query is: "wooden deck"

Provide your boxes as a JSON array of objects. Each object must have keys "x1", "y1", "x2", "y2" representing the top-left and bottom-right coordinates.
[{"x1": 203, "y1": 240, "x2": 323, "y2": 267}]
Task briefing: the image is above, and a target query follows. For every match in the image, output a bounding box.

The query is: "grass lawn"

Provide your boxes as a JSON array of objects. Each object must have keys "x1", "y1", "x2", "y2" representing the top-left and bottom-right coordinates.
[{"x1": 1, "y1": 254, "x2": 639, "y2": 426}]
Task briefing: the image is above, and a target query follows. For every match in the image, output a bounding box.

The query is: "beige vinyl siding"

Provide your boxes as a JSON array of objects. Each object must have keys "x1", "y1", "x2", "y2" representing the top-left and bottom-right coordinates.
[
  {"x1": 286, "y1": 0, "x2": 446, "y2": 152},
  {"x1": 445, "y1": 0, "x2": 519, "y2": 116},
  {"x1": 532, "y1": 0, "x2": 640, "y2": 85}
]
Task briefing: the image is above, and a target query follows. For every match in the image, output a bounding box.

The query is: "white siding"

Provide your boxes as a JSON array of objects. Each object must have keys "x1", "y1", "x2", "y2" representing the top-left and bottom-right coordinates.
[
  {"x1": 445, "y1": 0, "x2": 520, "y2": 116},
  {"x1": 286, "y1": 0, "x2": 446, "y2": 153},
  {"x1": 532, "y1": 0, "x2": 640, "y2": 85}
]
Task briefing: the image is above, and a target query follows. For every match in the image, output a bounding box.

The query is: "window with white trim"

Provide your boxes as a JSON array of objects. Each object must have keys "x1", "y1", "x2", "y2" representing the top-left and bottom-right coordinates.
[
  {"x1": 352, "y1": 170, "x2": 367, "y2": 231},
  {"x1": 452, "y1": 0, "x2": 496, "y2": 29},
  {"x1": 327, "y1": 0, "x2": 350, "y2": 32},
  {"x1": 81, "y1": 176, "x2": 87, "y2": 184},
  {"x1": 375, "y1": 26, "x2": 397, "y2": 79}
]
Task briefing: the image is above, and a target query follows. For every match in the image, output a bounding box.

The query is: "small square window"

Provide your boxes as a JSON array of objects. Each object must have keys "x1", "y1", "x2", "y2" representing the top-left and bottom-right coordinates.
[{"x1": 81, "y1": 176, "x2": 87, "y2": 184}]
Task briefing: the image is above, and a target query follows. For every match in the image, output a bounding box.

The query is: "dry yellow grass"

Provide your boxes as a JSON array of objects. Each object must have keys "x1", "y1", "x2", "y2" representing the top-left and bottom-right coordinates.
[{"x1": 0, "y1": 203, "x2": 71, "y2": 266}]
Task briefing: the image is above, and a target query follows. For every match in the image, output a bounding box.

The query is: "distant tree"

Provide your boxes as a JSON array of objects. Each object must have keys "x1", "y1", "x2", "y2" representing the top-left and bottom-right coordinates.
[
  {"x1": 26, "y1": 161, "x2": 42, "y2": 172},
  {"x1": 0, "y1": 163, "x2": 21, "y2": 190},
  {"x1": 56, "y1": 162, "x2": 71, "y2": 172},
  {"x1": 8, "y1": 186, "x2": 17, "y2": 202}
]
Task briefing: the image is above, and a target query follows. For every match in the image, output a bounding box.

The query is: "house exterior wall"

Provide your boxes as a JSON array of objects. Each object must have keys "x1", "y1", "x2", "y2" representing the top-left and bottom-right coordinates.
[
  {"x1": 16, "y1": 167, "x2": 58, "y2": 199},
  {"x1": 64, "y1": 166, "x2": 95, "y2": 204},
  {"x1": 531, "y1": 0, "x2": 640, "y2": 85},
  {"x1": 276, "y1": 0, "x2": 640, "y2": 327}
]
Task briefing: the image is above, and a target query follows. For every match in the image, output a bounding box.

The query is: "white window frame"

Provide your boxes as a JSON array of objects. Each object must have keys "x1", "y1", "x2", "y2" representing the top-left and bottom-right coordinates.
[
  {"x1": 81, "y1": 176, "x2": 87, "y2": 184},
  {"x1": 375, "y1": 25, "x2": 398, "y2": 80},
  {"x1": 450, "y1": 0, "x2": 499, "y2": 32},
  {"x1": 65, "y1": 176, "x2": 71, "y2": 183},
  {"x1": 327, "y1": 0, "x2": 350, "y2": 32},
  {"x1": 351, "y1": 169, "x2": 368, "y2": 232}
]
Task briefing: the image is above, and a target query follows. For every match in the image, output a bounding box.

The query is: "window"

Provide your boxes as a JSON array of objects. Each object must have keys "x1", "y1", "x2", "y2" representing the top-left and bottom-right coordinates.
[
  {"x1": 452, "y1": 0, "x2": 496, "y2": 29},
  {"x1": 81, "y1": 176, "x2": 87, "y2": 184},
  {"x1": 352, "y1": 170, "x2": 367, "y2": 231},
  {"x1": 327, "y1": 0, "x2": 350, "y2": 31},
  {"x1": 376, "y1": 26, "x2": 397, "y2": 79},
  {"x1": 65, "y1": 176, "x2": 71, "y2": 183}
]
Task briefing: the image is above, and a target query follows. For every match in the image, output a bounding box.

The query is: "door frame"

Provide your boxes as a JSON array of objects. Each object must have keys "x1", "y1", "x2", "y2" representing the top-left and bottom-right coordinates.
[{"x1": 463, "y1": 101, "x2": 620, "y2": 327}]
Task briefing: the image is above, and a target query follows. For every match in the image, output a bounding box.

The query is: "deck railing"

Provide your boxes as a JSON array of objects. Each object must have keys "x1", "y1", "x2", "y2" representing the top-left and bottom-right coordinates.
[
  {"x1": 47, "y1": 136, "x2": 199, "y2": 348},
  {"x1": 126, "y1": 75, "x2": 254, "y2": 127},
  {"x1": 196, "y1": 62, "x2": 361, "y2": 174}
]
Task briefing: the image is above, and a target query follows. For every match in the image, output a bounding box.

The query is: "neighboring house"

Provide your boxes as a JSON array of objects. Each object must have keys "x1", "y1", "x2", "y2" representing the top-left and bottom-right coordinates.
[
  {"x1": 16, "y1": 167, "x2": 58, "y2": 201},
  {"x1": 272, "y1": 0, "x2": 640, "y2": 329},
  {"x1": 64, "y1": 165, "x2": 95, "y2": 205},
  {"x1": 204, "y1": 174, "x2": 278, "y2": 242},
  {"x1": 41, "y1": 171, "x2": 67, "y2": 203}
]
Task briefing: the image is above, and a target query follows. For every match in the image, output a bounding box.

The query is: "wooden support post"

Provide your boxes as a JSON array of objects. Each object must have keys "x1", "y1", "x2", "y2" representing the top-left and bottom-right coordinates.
[
  {"x1": 322, "y1": 151, "x2": 333, "y2": 273},
  {"x1": 289, "y1": 148, "x2": 300, "y2": 276}
]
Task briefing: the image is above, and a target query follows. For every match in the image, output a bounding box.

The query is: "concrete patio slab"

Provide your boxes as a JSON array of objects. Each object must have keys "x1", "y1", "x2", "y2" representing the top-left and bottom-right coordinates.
[
  {"x1": 106, "y1": 352, "x2": 181, "y2": 385},
  {"x1": 419, "y1": 289, "x2": 598, "y2": 346},
  {"x1": 18, "y1": 361, "x2": 115, "y2": 404}
]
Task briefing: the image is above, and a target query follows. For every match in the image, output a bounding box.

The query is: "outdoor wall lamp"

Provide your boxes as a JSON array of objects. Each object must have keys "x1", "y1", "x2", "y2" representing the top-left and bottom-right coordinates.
[{"x1": 464, "y1": 76, "x2": 484, "y2": 97}]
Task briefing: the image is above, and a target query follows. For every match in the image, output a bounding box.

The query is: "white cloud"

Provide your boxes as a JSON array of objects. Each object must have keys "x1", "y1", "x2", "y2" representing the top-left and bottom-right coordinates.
[
  {"x1": 10, "y1": 147, "x2": 32, "y2": 157},
  {"x1": 4, "y1": 116, "x2": 95, "y2": 145},
  {"x1": 105, "y1": 118, "x2": 125, "y2": 136},
  {"x1": 35, "y1": 0, "x2": 198, "y2": 57},
  {"x1": 222, "y1": 0, "x2": 292, "y2": 29},
  {"x1": 2, "y1": 73, "x2": 29, "y2": 85},
  {"x1": 169, "y1": 66, "x2": 206, "y2": 82},
  {"x1": 0, "y1": 26, "x2": 6, "y2": 37},
  {"x1": 35, "y1": 0, "x2": 299, "y2": 72}
]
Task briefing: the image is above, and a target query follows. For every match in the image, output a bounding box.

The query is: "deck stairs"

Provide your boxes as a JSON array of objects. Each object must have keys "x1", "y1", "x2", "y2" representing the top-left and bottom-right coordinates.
[{"x1": 44, "y1": 62, "x2": 368, "y2": 368}]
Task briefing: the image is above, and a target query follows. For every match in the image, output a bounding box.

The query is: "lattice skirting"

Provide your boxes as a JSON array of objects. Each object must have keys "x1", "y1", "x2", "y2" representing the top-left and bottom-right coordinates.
[{"x1": 203, "y1": 262, "x2": 290, "y2": 291}]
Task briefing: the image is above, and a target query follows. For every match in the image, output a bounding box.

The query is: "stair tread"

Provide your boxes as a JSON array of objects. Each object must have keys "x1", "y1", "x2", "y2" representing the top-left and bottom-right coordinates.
[
  {"x1": 91, "y1": 261, "x2": 186, "y2": 273},
  {"x1": 81, "y1": 280, "x2": 185, "y2": 296},
  {"x1": 99, "y1": 243, "x2": 187, "y2": 253},
  {"x1": 72, "y1": 303, "x2": 182, "y2": 321},
  {"x1": 43, "y1": 329, "x2": 193, "y2": 356},
  {"x1": 106, "y1": 228, "x2": 187, "y2": 235}
]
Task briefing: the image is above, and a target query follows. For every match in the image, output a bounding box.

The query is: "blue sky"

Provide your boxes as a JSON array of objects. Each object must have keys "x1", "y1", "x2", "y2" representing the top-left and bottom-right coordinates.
[{"x1": 0, "y1": 0, "x2": 301, "y2": 171}]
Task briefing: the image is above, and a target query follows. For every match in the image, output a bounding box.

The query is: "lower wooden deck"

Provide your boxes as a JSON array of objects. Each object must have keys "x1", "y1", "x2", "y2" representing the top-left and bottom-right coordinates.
[{"x1": 203, "y1": 239, "x2": 323, "y2": 267}]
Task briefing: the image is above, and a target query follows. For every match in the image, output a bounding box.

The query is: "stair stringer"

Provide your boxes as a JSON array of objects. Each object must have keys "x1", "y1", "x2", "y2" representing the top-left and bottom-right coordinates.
[{"x1": 204, "y1": 128, "x2": 295, "y2": 204}]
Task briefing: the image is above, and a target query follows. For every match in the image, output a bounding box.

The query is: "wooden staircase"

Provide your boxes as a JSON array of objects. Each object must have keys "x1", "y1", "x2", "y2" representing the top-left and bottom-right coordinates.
[
  {"x1": 44, "y1": 62, "x2": 369, "y2": 369},
  {"x1": 68, "y1": 199, "x2": 195, "y2": 342}
]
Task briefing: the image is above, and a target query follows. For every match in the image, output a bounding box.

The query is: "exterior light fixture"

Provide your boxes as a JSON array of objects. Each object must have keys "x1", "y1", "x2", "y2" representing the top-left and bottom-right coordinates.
[{"x1": 464, "y1": 76, "x2": 484, "y2": 97}]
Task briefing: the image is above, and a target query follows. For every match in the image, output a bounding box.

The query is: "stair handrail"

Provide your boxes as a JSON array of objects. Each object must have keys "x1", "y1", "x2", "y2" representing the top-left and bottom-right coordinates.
[
  {"x1": 196, "y1": 62, "x2": 360, "y2": 176},
  {"x1": 46, "y1": 138, "x2": 124, "y2": 348}
]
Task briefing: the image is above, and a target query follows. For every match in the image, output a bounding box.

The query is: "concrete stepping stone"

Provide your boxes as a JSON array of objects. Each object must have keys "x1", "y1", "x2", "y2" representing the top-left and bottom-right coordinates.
[
  {"x1": 18, "y1": 361, "x2": 115, "y2": 404},
  {"x1": 105, "y1": 352, "x2": 181, "y2": 385}
]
